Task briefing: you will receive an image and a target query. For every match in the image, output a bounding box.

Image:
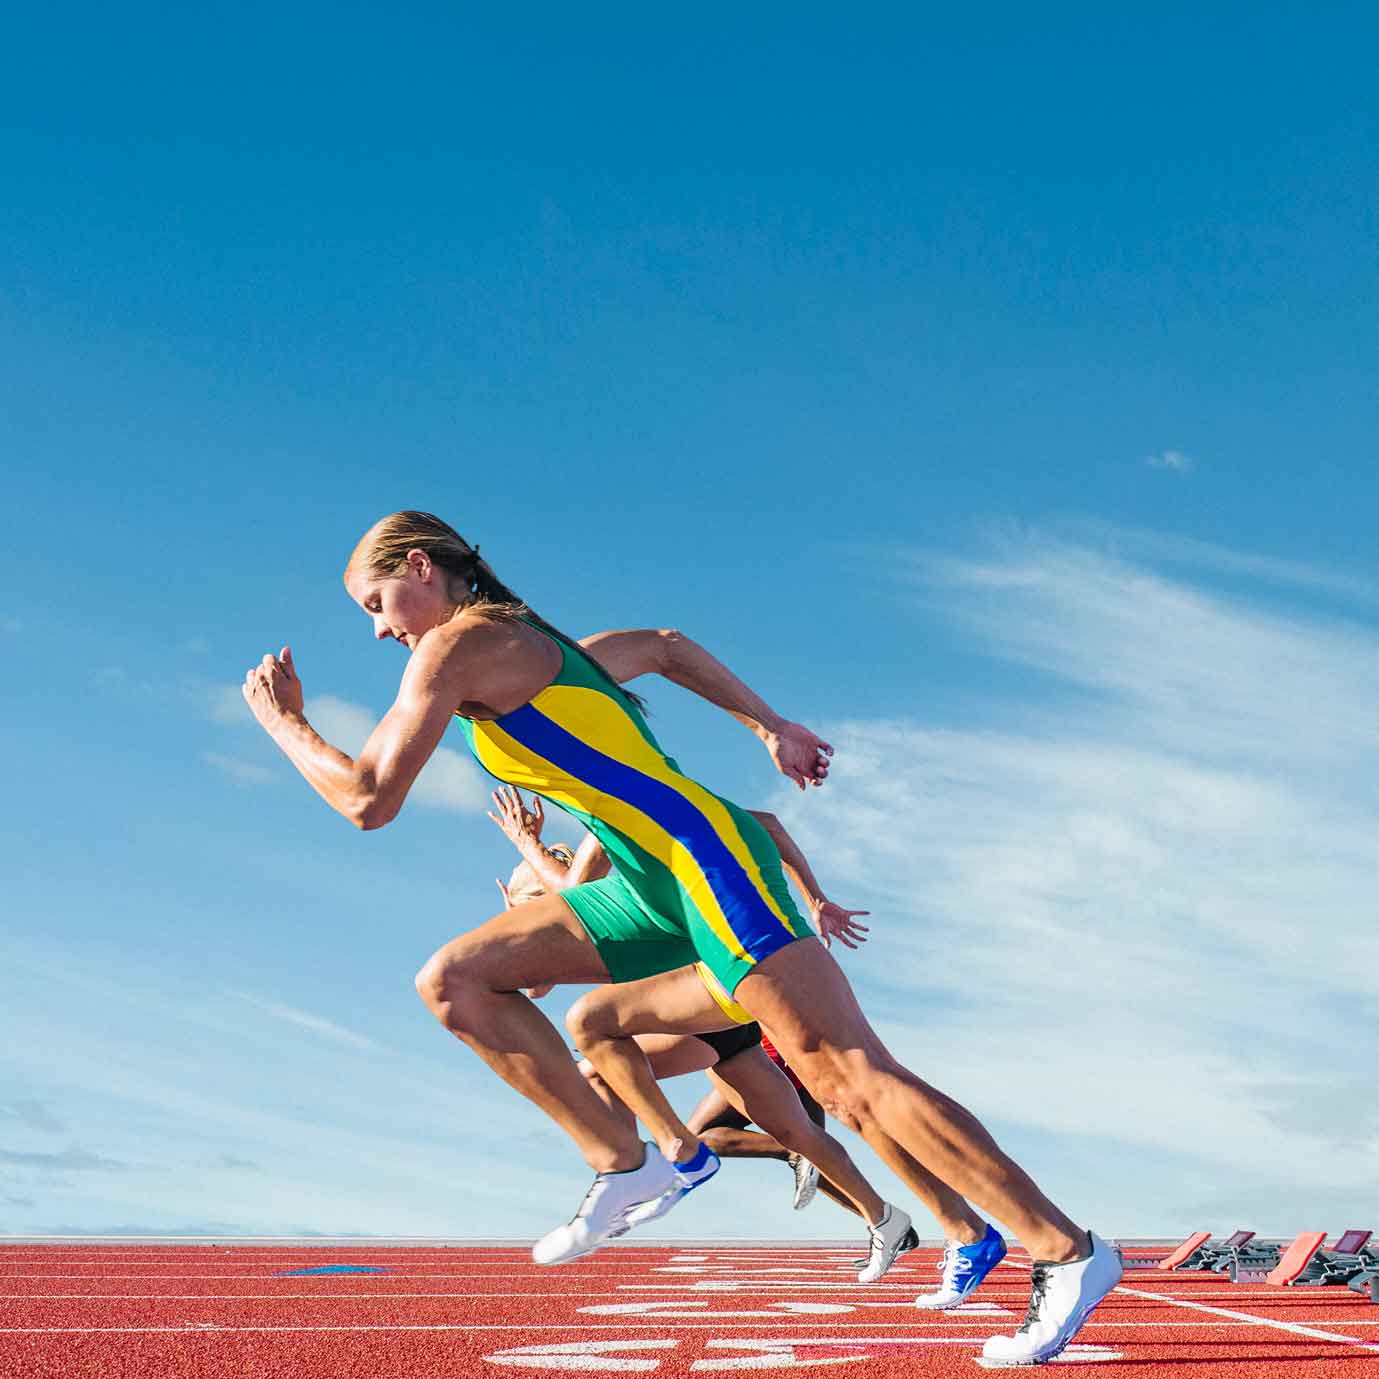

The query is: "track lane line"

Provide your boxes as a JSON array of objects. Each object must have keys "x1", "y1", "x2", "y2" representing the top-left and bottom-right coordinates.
[{"x1": 1110, "y1": 1283, "x2": 1379, "y2": 1355}]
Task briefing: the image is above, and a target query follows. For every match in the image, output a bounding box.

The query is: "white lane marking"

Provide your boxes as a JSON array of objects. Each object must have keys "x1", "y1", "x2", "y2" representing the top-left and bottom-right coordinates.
[
  {"x1": 852, "y1": 1300, "x2": 1014, "y2": 1315},
  {"x1": 486, "y1": 1340, "x2": 677, "y2": 1371},
  {"x1": 581, "y1": 1303, "x2": 853, "y2": 1320},
  {"x1": 975, "y1": 1344, "x2": 1125, "y2": 1367},
  {"x1": 1112, "y1": 1283, "x2": 1379, "y2": 1355}
]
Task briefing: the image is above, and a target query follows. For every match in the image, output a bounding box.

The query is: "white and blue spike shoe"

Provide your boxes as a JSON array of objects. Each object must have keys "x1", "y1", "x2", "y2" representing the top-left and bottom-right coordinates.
[
  {"x1": 624, "y1": 1142, "x2": 721, "y2": 1228},
  {"x1": 915, "y1": 1222, "x2": 1008, "y2": 1309}
]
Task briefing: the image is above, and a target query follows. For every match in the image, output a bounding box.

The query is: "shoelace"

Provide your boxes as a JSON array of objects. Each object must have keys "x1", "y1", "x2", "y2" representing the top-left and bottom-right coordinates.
[
  {"x1": 867, "y1": 1217, "x2": 894, "y2": 1260},
  {"x1": 936, "y1": 1242, "x2": 976, "y2": 1286},
  {"x1": 574, "y1": 1175, "x2": 610, "y2": 1221},
  {"x1": 1016, "y1": 1264, "x2": 1051, "y2": 1334}
]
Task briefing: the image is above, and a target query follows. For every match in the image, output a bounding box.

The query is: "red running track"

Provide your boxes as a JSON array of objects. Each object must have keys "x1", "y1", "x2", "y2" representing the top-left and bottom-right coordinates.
[{"x1": 2, "y1": 1242, "x2": 1378, "y2": 1377}]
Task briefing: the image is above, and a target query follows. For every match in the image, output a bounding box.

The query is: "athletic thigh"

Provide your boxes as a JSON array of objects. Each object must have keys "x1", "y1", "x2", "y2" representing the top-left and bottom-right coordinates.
[
  {"x1": 634, "y1": 1033, "x2": 719, "y2": 1080},
  {"x1": 570, "y1": 963, "x2": 739, "y2": 1038},
  {"x1": 731, "y1": 938, "x2": 905, "y2": 1103},
  {"x1": 711, "y1": 1048, "x2": 816, "y2": 1139},
  {"x1": 418, "y1": 892, "x2": 611, "y2": 993}
]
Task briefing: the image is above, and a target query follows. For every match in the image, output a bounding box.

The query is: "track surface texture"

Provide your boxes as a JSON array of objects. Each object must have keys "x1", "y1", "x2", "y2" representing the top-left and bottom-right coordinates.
[{"x1": 3, "y1": 1242, "x2": 1378, "y2": 1377}]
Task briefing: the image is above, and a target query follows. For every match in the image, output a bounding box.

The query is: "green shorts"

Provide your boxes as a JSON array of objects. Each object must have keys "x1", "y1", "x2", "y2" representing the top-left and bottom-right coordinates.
[{"x1": 559, "y1": 866, "x2": 813, "y2": 996}]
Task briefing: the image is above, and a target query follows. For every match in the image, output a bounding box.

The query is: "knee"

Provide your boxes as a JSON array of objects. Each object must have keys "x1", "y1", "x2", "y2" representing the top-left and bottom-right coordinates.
[
  {"x1": 564, "y1": 992, "x2": 613, "y2": 1051},
  {"x1": 414, "y1": 947, "x2": 482, "y2": 1027},
  {"x1": 805, "y1": 1053, "x2": 895, "y2": 1133}
]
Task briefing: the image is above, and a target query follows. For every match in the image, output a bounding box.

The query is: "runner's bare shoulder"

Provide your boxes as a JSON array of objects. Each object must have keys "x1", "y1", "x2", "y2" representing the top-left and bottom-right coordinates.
[{"x1": 419, "y1": 612, "x2": 559, "y2": 718}]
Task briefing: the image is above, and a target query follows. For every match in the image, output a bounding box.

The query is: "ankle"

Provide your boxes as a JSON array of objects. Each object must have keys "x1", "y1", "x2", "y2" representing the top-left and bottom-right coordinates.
[
  {"x1": 1035, "y1": 1227, "x2": 1091, "y2": 1264},
  {"x1": 594, "y1": 1143, "x2": 646, "y2": 1174},
  {"x1": 665, "y1": 1135, "x2": 703, "y2": 1165},
  {"x1": 865, "y1": 1202, "x2": 892, "y2": 1229}
]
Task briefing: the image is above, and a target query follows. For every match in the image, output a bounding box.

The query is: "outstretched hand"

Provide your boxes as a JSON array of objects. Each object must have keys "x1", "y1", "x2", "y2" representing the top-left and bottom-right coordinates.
[
  {"x1": 242, "y1": 645, "x2": 305, "y2": 727},
  {"x1": 811, "y1": 900, "x2": 870, "y2": 951},
  {"x1": 766, "y1": 720, "x2": 833, "y2": 790},
  {"x1": 487, "y1": 785, "x2": 545, "y2": 849}
]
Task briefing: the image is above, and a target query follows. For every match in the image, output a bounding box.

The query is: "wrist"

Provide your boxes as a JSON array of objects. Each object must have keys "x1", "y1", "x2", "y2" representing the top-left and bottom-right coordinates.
[{"x1": 268, "y1": 708, "x2": 309, "y2": 739}]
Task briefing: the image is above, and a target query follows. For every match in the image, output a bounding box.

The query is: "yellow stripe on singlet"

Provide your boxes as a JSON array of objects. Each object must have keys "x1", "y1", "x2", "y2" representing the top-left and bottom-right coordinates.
[
  {"x1": 695, "y1": 961, "x2": 755, "y2": 1025},
  {"x1": 531, "y1": 687, "x2": 798, "y2": 934},
  {"x1": 468, "y1": 712, "x2": 752, "y2": 965}
]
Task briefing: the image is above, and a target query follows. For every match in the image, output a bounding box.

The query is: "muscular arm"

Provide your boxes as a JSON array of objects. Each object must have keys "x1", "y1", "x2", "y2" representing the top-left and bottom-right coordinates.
[
  {"x1": 580, "y1": 628, "x2": 832, "y2": 789},
  {"x1": 749, "y1": 809, "x2": 827, "y2": 907},
  {"x1": 749, "y1": 809, "x2": 870, "y2": 950},
  {"x1": 244, "y1": 620, "x2": 500, "y2": 830}
]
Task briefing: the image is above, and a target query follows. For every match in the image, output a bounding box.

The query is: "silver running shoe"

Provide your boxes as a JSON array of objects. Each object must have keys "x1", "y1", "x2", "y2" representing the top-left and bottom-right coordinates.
[
  {"x1": 786, "y1": 1152, "x2": 820, "y2": 1210},
  {"x1": 856, "y1": 1204, "x2": 914, "y2": 1283},
  {"x1": 852, "y1": 1223, "x2": 919, "y2": 1268}
]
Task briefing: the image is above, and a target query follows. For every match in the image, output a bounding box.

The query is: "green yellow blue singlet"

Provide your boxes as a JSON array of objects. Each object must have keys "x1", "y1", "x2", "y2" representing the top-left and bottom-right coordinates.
[{"x1": 450, "y1": 626, "x2": 813, "y2": 995}]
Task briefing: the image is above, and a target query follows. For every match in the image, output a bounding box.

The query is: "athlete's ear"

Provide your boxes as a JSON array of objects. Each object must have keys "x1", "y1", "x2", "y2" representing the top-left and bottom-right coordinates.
[{"x1": 405, "y1": 547, "x2": 432, "y2": 581}]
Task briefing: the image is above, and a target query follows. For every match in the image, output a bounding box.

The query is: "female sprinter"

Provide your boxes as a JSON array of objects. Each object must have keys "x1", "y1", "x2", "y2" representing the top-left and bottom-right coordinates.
[
  {"x1": 489, "y1": 785, "x2": 1007, "y2": 1302},
  {"x1": 242, "y1": 510, "x2": 1121, "y2": 1366}
]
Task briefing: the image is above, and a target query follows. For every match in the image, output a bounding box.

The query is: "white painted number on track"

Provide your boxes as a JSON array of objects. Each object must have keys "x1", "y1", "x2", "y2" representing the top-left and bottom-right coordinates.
[
  {"x1": 691, "y1": 1340, "x2": 864, "y2": 1371},
  {"x1": 484, "y1": 1340, "x2": 677, "y2": 1372}
]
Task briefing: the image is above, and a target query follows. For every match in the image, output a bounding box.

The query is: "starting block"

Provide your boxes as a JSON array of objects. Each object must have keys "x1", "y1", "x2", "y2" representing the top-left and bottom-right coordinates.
[
  {"x1": 1291, "y1": 1230, "x2": 1375, "y2": 1286},
  {"x1": 1181, "y1": 1230, "x2": 1256, "y2": 1272},
  {"x1": 1225, "y1": 1231, "x2": 1327, "y2": 1285},
  {"x1": 1347, "y1": 1269, "x2": 1378, "y2": 1302},
  {"x1": 1118, "y1": 1230, "x2": 1257, "y2": 1272},
  {"x1": 1117, "y1": 1231, "x2": 1212, "y2": 1271}
]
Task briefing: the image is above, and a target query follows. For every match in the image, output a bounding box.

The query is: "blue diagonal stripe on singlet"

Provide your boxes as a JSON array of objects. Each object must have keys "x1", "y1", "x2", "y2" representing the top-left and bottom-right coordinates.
[{"x1": 500, "y1": 703, "x2": 792, "y2": 957}]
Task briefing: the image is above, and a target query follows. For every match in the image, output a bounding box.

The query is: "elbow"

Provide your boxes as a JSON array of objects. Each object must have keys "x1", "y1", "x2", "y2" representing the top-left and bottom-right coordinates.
[
  {"x1": 352, "y1": 795, "x2": 398, "y2": 831},
  {"x1": 657, "y1": 627, "x2": 688, "y2": 670}
]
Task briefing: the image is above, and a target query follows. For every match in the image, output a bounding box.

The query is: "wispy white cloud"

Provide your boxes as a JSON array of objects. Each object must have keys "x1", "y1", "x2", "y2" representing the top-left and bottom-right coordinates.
[
  {"x1": 226, "y1": 990, "x2": 386, "y2": 1052},
  {"x1": 208, "y1": 685, "x2": 248, "y2": 724},
  {"x1": 202, "y1": 752, "x2": 276, "y2": 786},
  {"x1": 0, "y1": 1146, "x2": 134, "y2": 1172},
  {"x1": 1053, "y1": 519, "x2": 1379, "y2": 606},
  {"x1": 1146, "y1": 448, "x2": 1194, "y2": 471},
  {"x1": 778, "y1": 529, "x2": 1379, "y2": 1231}
]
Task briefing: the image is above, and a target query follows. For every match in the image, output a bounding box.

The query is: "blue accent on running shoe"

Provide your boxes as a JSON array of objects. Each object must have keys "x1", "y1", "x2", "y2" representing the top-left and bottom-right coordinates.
[
  {"x1": 952, "y1": 1224, "x2": 1007, "y2": 1297},
  {"x1": 675, "y1": 1143, "x2": 720, "y2": 1186}
]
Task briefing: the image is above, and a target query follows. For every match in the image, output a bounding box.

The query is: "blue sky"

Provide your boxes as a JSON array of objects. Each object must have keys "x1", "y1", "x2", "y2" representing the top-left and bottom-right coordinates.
[{"x1": 3, "y1": 3, "x2": 1377, "y2": 1240}]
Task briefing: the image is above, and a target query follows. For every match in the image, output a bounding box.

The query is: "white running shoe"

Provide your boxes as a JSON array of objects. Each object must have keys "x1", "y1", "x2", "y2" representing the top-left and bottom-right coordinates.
[
  {"x1": 856, "y1": 1204, "x2": 913, "y2": 1283},
  {"x1": 786, "y1": 1152, "x2": 820, "y2": 1210},
  {"x1": 979, "y1": 1231, "x2": 1123, "y2": 1366},
  {"x1": 532, "y1": 1144, "x2": 678, "y2": 1266}
]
